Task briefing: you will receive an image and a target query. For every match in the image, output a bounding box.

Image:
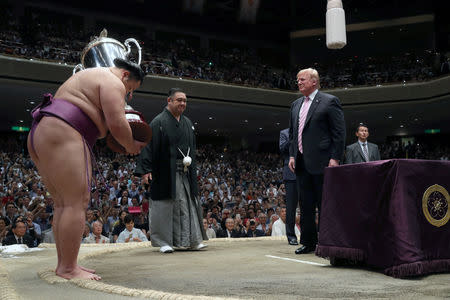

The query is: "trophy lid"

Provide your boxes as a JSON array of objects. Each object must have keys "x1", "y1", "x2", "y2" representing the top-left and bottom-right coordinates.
[{"x1": 80, "y1": 29, "x2": 127, "y2": 67}]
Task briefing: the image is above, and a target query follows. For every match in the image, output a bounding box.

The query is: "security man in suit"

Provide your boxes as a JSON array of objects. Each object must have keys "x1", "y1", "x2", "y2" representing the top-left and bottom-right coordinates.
[
  {"x1": 2, "y1": 219, "x2": 37, "y2": 248},
  {"x1": 288, "y1": 68, "x2": 346, "y2": 254},
  {"x1": 344, "y1": 123, "x2": 380, "y2": 164},
  {"x1": 279, "y1": 128, "x2": 299, "y2": 245}
]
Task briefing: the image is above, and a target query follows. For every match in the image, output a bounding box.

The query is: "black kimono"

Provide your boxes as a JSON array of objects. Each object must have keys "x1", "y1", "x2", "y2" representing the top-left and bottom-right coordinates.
[{"x1": 135, "y1": 108, "x2": 207, "y2": 248}]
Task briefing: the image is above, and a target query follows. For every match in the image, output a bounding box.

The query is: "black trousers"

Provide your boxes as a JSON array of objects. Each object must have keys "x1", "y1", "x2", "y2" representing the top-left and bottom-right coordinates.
[
  {"x1": 295, "y1": 152, "x2": 324, "y2": 247},
  {"x1": 284, "y1": 179, "x2": 298, "y2": 240}
]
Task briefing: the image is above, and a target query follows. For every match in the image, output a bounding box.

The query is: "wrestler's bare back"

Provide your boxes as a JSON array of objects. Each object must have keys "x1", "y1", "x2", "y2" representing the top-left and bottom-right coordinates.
[{"x1": 54, "y1": 67, "x2": 126, "y2": 138}]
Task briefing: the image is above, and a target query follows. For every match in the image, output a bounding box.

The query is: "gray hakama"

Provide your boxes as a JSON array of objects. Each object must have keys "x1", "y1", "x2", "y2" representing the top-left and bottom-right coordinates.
[{"x1": 149, "y1": 161, "x2": 203, "y2": 248}]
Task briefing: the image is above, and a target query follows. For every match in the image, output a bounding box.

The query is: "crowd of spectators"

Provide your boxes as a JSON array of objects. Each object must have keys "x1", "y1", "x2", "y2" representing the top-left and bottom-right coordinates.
[
  {"x1": 0, "y1": 136, "x2": 294, "y2": 248},
  {"x1": 380, "y1": 139, "x2": 450, "y2": 160},
  {"x1": 0, "y1": 8, "x2": 448, "y2": 91},
  {"x1": 2, "y1": 133, "x2": 450, "y2": 248},
  {"x1": 3, "y1": 131, "x2": 450, "y2": 249}
]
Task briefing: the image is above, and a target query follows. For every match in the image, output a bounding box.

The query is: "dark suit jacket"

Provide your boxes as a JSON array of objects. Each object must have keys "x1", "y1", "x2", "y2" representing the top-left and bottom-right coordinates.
[
  {"x1": 246, "y1": 229, "x2": 265, "y2": 237},
  {"x1": 216, "y1": 229, "x2": 244, "y2": 238},
  {"x1": 2, "y1": 234, "x2": 36, "y2": 248},
  {"x1": 344, "y1": 141, "x2": 381, "y2": 164},
  {"x1": 288, "y1": 91, "x2": 346, "y2": 174},
  {"x1": 279, "y1": 129, "x2": 296, "y2": 181}
]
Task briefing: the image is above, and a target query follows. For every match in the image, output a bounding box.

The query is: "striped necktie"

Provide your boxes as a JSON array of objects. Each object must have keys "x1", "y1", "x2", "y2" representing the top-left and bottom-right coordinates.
[{"x1": 362, "y1": 143, "x2": 369, "y2": 162}]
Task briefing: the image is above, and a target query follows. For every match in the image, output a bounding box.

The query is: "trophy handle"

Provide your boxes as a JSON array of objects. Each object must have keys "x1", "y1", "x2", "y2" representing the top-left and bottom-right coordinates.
[
  {"x1": 73, "y1": 64, "x2": 84, "y2": 74},
  {"x1": 124, "y1": 38, "x2": 142, "y2": 65}
]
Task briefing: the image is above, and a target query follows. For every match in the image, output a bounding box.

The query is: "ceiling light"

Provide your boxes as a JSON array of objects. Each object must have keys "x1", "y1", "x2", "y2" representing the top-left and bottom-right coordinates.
[
  {"x1": 19, "y1": 120, "x2": 24, "y2": 123},
  {"x1": 259, "y1": 127, "x2": 262, "y2": 130},
  {"x1": 208, "y1": 117, "x2": 213, "y2": 120},
  {"x1": 244, "y1": 120, "x2": 248, "y2": 123},
  {"x1": 276, "y1": 122, "x2": 280, "y2": 126},
  {"x1": 400, "y1": 125, "x2": 404, "y2": 128},
  {"x1": 388, "y1": 115, "x2": 392, "y2": 119},
  {"x1": 30, "y1": 101, "x2": 35, "y2": 105}
]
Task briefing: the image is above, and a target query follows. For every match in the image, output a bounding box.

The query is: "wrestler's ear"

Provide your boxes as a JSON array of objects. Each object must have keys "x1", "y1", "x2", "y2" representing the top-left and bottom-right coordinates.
[{"x1": 122, "y1": 70, "x2": 131, "y2": 81}]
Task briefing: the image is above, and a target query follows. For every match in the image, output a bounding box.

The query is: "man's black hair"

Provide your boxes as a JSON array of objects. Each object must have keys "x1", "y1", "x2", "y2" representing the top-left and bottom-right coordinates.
[
  {"x1": 356, "y1": 123, "x2": 369, "y2": 132},
  {"x1": 113, "y1": 58, "x2": 146, "y2": 83},
  {"x1": 168, "y1": 88, "x2": 184, "y2": 98},
  {"x1": 12, "y1": 219, "x2": 26, "y2": 229},
  {"x1": 124, "y1": 214, "x2": 134, "y2": 224}
]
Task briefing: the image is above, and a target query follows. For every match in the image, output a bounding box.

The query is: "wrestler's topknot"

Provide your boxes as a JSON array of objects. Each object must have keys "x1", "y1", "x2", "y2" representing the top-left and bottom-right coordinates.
[{"x1": 113, "y1": 58, "x2": 146, "y2": 83}]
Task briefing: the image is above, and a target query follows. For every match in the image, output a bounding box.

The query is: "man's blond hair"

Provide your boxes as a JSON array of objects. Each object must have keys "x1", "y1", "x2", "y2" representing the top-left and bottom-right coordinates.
[{"x1": 297, "y1": 68, "x2": 321, "y2": 89}]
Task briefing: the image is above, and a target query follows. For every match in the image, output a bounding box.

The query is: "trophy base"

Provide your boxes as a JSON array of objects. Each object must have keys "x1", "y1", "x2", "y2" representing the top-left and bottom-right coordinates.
[{"x1": 106, "y1": 121, "x2": 152, "y2": 154}]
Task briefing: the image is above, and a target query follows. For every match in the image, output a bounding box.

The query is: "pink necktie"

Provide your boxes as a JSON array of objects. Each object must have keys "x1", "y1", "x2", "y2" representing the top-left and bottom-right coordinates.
[{"x1": 298, "y1": 97, "x2": 311, "y2": 153}]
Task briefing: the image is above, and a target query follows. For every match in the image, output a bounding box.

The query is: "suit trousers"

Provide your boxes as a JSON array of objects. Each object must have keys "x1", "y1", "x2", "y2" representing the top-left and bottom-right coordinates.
[
  {"x1": 295, "y1": 152, "x2": 324, "y2": 247},
  {"x1": 284, "y1": 180, "x2": 298, "y2": 240}
]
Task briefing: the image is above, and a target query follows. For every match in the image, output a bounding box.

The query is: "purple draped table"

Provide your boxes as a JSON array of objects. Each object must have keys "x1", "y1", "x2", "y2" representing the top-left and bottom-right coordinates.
[{"x1": 315, "y1": 159, "x2": 450, "y2": 278}]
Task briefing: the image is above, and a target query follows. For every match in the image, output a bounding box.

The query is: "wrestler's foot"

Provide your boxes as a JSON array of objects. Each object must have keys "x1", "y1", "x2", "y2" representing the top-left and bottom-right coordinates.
[
  {"x1": 78, "y1": 265, "x2": 96, "y2": 273},
  {"x1": 55, "y1": 265, "x2": 95, "y2": 273},
  {"x1": 56, "y1": 267, "x2": 101, "y2": 280}
]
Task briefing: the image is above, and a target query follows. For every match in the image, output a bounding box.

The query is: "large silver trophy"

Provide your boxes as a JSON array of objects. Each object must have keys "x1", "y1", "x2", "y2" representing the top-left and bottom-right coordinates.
[
  {"x1": 74, "y1": 29, "x2": 151, "y2": 154},
  {"x1": 73, "y1": 29, "x2": 141, "y2": 73}
]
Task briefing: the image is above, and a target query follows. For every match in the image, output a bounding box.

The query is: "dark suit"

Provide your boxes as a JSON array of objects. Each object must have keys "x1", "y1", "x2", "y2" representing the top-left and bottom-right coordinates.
[
  {"x1": 344, "y1": 142, "x2": 381, "y2": 164},
  {"x1": 246, "y1": 229, "x2": 265, "y2": 237},
  {"x1": 216, "y1": 229, "x2": 244, "y2": 238},
  {"x1": 2, "y1": 234, "x2": 36, "y2": 248},
  {"x1": 289, "y1": 90, "x2": 345, "y2": 247},
  {"x1": 279, "y1": 129, "x2": 298, "y2": 242}
]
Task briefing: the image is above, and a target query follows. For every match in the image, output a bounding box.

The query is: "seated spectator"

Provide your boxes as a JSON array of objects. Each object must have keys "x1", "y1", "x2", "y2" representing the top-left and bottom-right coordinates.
[
  {"x1": 83, "y1": 220, "x2": 110, "y2": 244},
  {"x1": 256, "y1": 213, "x2": 271, "y2": 236},
  {"x1": 271, "y1": 207, "x2": 300, "y2": 237},
  {"x1": 0, "y1": 216, "x2": 10, "y2": 244},
  {"x1": 35, "y1": 209, "x2": 51, "y2": 232},
  {"x1": 117, "y1": 214, "x2": 148, "y2": 243},
  {"x1": 106, "y1": 206, "x2": 120, "y2": 234},
  {"x1": 42, "y1": 215, "x2": 55, "y2": 243},
  {"x1": 203, "y1": 218, "x2": 216, "y2": 239},
  {"x1": 246, "y1": 219, "x2": 265, "y2": 237},
  {"x1": 216, "y1": 218, "x2": 244, "y2": 238},
  {"x1": 112, "y1": 210, "x2": 127, "y2": 242},
  {"x1": 4, "y1": 202, "x2": 18, "y2": 226},
  {"x1": 25, "y1": 212, "x2": 41, "y2": 244},
  {"x1": 2, "y1": 219, "x2": 37, "y2": 247},
  {"x1": 82, "y1": 223, "x2": 91, "y2": 240}
]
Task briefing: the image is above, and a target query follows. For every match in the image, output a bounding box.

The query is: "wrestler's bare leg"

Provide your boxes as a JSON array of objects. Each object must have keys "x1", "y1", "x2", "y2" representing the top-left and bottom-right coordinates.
[{"x1": 28, "y1": 117, "x2": 100, "y2": 280}]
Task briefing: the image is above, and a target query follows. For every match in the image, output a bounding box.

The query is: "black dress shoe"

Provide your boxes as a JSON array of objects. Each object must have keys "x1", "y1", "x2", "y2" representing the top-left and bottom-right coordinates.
[
  {"x1": 288, "y1": 239, "x2": 299, "y2": 245},
  {"x1": 295, "y1": 245, "x2": 315, "y2": 254}
]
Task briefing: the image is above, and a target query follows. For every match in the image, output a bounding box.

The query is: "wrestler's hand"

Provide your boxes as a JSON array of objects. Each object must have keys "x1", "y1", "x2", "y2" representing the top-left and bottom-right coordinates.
[
  {"x1": 142, "y1": 173, "x2": 152, "y2": 184},
  {"x1": 126, "y1": 140, "x2": 147, "y2": 156},
  {"x1": 288, "y1": 157, "x2": 295, "y2": 173}
]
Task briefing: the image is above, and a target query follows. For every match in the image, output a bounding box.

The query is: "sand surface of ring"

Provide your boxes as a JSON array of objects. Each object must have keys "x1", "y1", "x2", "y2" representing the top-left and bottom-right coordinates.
[{"x1": 1, "y1": 238, "x2": 450, "y2": 299}]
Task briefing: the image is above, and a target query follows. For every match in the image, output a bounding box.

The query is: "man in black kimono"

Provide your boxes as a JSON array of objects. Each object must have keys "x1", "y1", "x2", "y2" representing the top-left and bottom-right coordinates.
[{"x1": 135, "y1": 88, "x2": 207, "y2": 253}]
